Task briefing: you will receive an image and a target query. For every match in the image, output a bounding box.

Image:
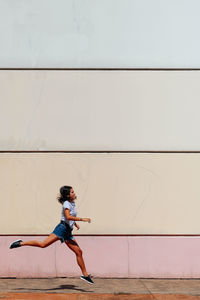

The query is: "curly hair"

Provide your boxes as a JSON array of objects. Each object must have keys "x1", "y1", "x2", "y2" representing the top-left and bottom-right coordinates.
[{"x1": 57, "y1": 185, "x2": 72, "y2": 204}]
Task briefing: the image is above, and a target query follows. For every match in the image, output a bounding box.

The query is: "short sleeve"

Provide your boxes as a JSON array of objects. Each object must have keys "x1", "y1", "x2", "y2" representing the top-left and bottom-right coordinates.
[{"x1": 63, "y1": 201, "x2": 71, "y2": 210}]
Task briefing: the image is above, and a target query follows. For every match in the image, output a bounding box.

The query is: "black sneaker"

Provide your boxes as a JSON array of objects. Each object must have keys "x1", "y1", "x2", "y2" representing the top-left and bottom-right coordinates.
[
  {"x1": 80, "y1": 275, "x2": 94, "y2": 284},
  {"x1": 9, "y1": 240, "x2": 22, "y2": 249}
]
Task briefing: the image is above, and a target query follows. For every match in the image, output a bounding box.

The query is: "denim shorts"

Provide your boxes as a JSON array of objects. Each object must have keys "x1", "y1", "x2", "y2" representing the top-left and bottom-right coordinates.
[{"x1": 52, "y1": 221, "x2": 74, "y2": 243}]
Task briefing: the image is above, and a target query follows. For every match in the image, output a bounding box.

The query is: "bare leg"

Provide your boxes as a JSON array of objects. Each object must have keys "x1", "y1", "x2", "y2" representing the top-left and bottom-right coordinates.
[
  {"x1": 21, "y1": 234, "x2": 59, "y2": 248},
  {"x1": 66, "y1": 239, "x2": 88, "y2": 276}
]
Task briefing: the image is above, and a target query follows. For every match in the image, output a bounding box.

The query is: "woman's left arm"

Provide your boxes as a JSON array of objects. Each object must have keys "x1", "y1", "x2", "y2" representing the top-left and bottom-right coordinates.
[{"x1": 74, "y1": 222, "x2": 80, "y2": 230}]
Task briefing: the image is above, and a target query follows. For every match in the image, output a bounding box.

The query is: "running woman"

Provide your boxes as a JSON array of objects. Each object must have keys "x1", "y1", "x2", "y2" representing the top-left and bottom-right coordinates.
[{"x1": 10, "y1": 186, "x2": 94, "y2": 284}]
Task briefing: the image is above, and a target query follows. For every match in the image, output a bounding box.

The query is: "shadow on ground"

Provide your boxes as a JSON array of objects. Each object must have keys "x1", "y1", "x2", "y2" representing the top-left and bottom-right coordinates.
[{"x1": 14, "y1": 284, "x2": 92, "y2": 293}]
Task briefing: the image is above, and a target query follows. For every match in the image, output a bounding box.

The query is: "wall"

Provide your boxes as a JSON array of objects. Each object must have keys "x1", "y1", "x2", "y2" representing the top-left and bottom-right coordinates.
[
  {"x1": 2, "y1": 236, "x2": 200, "y2": 278},
  {"x1": 1, "y1": 153, "x2": 200, "y2": 235},
  {"x1": 1, "y1": 0, "x2": 200, "y2": 278},
  {"x1": 0, "y1": 0, "x2": 200, "y2": 68},
  {"x1": 1, "y1": 70, "x2": 200, "y2": 151}
]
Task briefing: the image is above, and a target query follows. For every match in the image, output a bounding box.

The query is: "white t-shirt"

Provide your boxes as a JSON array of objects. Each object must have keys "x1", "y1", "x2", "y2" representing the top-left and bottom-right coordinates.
[{"x1": 61, "y1": 200, "x2": 77, "y2": 228}]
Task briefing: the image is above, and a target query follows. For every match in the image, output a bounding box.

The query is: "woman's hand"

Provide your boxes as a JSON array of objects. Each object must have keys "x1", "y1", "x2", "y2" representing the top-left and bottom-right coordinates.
[
  {"x1": 75, "y1": 223, "x2": 80, "y2": 230},
  {"x1": 82, "y1": 218, "x2": 91, "y2": 223}
]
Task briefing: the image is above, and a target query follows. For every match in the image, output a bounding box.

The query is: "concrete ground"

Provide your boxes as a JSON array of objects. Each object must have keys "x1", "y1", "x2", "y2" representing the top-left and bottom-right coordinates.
[{"x1": 1, "y1": 278, "x2": 200, "y2": 299}]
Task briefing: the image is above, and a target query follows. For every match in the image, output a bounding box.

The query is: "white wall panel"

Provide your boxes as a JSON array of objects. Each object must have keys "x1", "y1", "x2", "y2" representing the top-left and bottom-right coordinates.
[
  {"x1": 1, "y1": 153, "x2": 200, "y2": 234},
  {"x1": 0, "y1": 0, "x2": 200, "y2": 68},
  {"x1": 1, "y1": 70, "x2": 200, "y2": 150}
]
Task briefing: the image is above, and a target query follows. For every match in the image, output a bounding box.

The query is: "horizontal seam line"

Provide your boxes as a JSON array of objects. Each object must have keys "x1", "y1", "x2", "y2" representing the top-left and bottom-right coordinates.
[
  {"x1": 0, "y1": 68, "x2": 200, "y2": 71},
  {"x1": 0, "y1": 151, "x2": 200, "y2": 153}
]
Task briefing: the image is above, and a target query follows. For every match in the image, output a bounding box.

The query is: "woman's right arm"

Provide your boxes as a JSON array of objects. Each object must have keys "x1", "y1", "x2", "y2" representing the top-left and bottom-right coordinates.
[{"x1": 65, "y1": 209, "x2": 91, "y2": 223}]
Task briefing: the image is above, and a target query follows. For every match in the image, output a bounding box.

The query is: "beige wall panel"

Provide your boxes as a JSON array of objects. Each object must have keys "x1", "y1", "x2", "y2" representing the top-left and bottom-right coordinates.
[
  {"x1": 0, "y1": 153, "x2": 200, "y2": 234},
  {"x1": 1, "y1": 71, "x2": 200, "y2": 150}
]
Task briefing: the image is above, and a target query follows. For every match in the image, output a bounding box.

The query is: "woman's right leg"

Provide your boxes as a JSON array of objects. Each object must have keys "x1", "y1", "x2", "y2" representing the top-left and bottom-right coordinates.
[
  {"x1": 21, "y1": 233, "x2": 59, "y2": 248},
  {"x1": 65, "y1": 239, "x2": 88, "y2": 276}
]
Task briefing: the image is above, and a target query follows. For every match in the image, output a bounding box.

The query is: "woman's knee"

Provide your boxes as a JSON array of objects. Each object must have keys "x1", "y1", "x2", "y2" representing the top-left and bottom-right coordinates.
[
  {"x1": 40, "y1": 241, "x2": 48, "y2": 248},
  {"x1": 76, "y1": 248, "x2": 83, "y2": 256}
]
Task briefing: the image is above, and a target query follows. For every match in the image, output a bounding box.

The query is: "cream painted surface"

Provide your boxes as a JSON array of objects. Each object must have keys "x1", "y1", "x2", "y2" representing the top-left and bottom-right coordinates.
[
  {"x1": 1, "y1": 0, "x2": 200, "y2": 68},
  {"x1": 1, "y1": 153, "x2": 200, "y2": 234},
  {"x1": 1, "y1": 71, "x2": 200, "y2": 150}
]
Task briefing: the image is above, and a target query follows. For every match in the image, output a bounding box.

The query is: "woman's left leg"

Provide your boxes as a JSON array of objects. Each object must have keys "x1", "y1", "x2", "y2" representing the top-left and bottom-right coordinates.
[
  {"x1": 65, "y1": 239, "x2": 88, "y2": 276},
  {"x1": 21, "y1": 234, "x2": 59, "y2": 248}
]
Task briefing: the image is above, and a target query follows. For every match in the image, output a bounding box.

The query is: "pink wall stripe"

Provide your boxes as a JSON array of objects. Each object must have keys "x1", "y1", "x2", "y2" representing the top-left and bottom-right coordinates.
[{"x1": 1, "y1": 236, "x2": 200, "y2": 278}]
